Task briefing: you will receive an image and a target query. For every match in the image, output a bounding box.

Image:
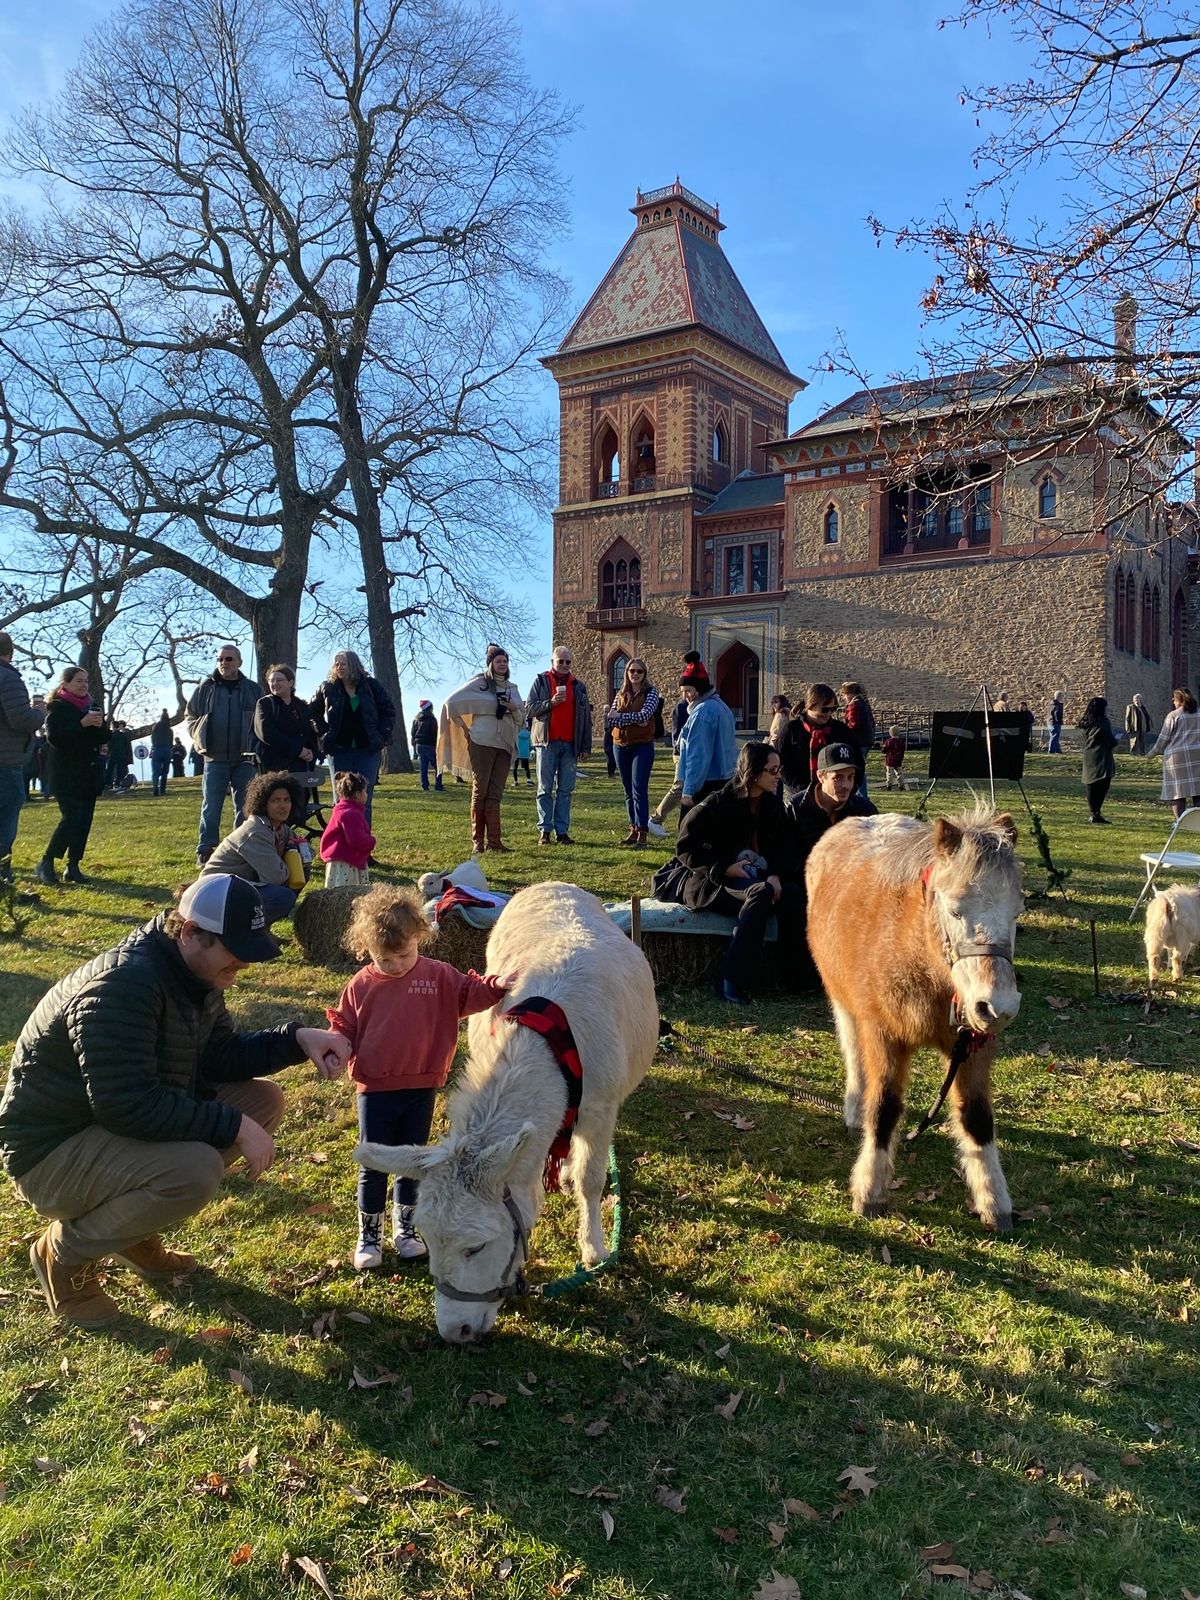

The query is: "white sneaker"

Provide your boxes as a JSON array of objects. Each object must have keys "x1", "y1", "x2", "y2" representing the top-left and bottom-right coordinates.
[
  {"x1": 353, "y1": 1211, "x2": 384, "y2": 1271},
  {"x1": 646, "y1": 819, "x2": 668, "y2": 838},
  {"x1": 393, "y1": 1204, "x2": 428, "y2": 1260}
]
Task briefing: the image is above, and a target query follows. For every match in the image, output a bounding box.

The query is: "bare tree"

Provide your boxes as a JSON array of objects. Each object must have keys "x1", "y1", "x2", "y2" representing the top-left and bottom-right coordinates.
[
  {"x1": 859, "y1": 1, "x2": 1200, "y2": 518},
  {"x1": 0, "y1": 0, "x2": 569, "y2": 767}
]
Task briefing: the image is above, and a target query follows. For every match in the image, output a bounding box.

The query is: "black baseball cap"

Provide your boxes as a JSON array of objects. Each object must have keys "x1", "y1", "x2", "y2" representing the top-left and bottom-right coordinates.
[
  {"x1": 178, "y1": 875, "x2": 281, "y2": 962},
  {"x1": 817, "y1": 743, "x2": 858, "y2": 774}
]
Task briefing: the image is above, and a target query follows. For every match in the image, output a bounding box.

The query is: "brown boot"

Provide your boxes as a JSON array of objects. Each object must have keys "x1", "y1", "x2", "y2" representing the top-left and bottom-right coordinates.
[
  {"x1": 630, "y1": 828, "x2": 648, "y2": 850},
  {"x1": 471, "y1": 801, "x2": 487, "y2": 854},
  {"x1": 29, "y1": 1226, "x2": 120, "y2": 1328},
  {"x1": 485, "y1": 804, "x2": 511, "y2": 852},
  {"x1": 618, "y1": 828, "x2": 639, "y2": 847},
  {"x1": 108, "y1": 1234, "x2": 197, "y2": 1278}
]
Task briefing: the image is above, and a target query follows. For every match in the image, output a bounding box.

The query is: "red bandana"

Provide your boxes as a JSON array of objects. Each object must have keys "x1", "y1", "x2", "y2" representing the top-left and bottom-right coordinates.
[{"x1": 504, "y1": 997, "x2": 583, "y2": 1192}]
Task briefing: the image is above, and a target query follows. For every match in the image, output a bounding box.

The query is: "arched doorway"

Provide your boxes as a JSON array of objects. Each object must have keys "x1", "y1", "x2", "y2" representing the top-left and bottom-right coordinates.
[{"x1": 714, "y1": 641, "x2": 760, "y2": 731}]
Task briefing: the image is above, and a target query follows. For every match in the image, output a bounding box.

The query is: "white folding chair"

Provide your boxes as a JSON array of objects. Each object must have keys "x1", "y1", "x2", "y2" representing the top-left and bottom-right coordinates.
[{"x1": 1129, "y1": 806, "x2": 1200, "y2": 920}]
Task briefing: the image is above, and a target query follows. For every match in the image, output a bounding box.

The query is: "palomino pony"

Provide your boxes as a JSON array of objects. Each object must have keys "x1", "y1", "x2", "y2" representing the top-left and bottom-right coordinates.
[
  {"x1": 806, "y1": 806, "x2": 1023, "y2": 1230},
  {"x1": 356, "y1": 882, "x2": 658, "y2": 1343}
]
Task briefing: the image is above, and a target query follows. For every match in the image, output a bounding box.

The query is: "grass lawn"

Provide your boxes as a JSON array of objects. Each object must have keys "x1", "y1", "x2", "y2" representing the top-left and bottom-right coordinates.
[{"x1": 0, "y1": 756, "x2": 1196, "y2": 1600}]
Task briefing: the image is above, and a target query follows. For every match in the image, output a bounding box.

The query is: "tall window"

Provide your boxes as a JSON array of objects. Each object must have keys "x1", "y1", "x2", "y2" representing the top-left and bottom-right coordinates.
[
  {"x1": 1125, "y1": 569, "x2": 1138, "y2": 653},
  {"x1": 595, "y1": 424, "x2": 619, "y2": 497},
  {"x1": 631, "y1": 416, "x2": 656, "y2": 491},
  {"x1": 1142, "y1": 582, "x2": 1162, "y2": 663},
  {"x1": 1038, "y1": 475, "x2": 1057, "y2": 519},
  {"x1": 608, "y1": 652, "x2": 629, "y2": 699},
  {"x1": 823, "y1": 504, "x2": 839, "y2": 545},
  {"x1": 713, "y1": 420, "x2": 728, "y2": 463},
  {"x1": 1114, "y1": 568, "x2": 1128, "y2": 652},
  {"x1": 723, "y1": 540, "x2": 771, "y2": 596},
  {"x1": 598, "y1": 540, "x2": 642, "y2": 609}
]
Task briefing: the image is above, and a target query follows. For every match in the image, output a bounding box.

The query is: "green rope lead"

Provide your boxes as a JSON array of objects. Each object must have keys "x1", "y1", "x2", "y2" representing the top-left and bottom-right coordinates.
[{"x1": 531, "y1": 1145, "x2": 622, "y2": 1300}]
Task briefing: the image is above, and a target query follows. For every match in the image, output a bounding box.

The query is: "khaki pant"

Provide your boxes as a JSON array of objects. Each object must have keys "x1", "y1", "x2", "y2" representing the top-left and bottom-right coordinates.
[{"x1": 13, "y1": 1079, "x2": 286, "y2": 1266}]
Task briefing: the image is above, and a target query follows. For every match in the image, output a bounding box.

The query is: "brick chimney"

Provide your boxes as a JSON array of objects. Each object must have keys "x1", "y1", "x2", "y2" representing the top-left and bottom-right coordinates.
[{"x1": 1113, "y1": 292, "x2": 1138, "y2": 380}]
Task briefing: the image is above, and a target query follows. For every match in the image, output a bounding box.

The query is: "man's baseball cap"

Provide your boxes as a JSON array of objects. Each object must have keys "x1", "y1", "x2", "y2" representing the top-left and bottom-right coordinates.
[
  {"x1": 817, "y1": 743, "x2": 858, "y2": 774},
  {"x1": 177, "y1": 875, "x2": 281, "y2": 962}
]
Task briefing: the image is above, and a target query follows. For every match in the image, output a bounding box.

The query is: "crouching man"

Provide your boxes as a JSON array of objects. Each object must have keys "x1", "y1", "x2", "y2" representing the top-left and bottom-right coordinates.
[{"x1": 0, "y1": 875, "x2": 350, "y2": 1327}]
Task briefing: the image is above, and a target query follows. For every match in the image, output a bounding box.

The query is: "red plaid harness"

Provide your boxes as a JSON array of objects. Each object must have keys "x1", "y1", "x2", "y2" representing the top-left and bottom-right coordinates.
[{"x1": 502, "y1": 997, "x2": 583, "y2": 1192}]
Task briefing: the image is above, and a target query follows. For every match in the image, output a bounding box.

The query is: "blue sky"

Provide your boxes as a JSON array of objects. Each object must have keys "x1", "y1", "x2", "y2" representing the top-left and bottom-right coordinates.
[{"x1": 0, "y1": 0, "x2": 1042, "y2": 714}]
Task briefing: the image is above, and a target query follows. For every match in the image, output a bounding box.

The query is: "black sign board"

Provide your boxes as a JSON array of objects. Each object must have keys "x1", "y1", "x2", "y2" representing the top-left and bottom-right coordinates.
[{"x1": 927, "y1": 713, "x2": 1027, "y2": 782}]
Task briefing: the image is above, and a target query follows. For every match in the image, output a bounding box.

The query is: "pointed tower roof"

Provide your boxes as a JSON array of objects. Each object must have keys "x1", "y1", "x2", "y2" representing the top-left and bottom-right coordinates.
[{"x1": 553, "y1": 182, "x2": 797, "y2": 381}]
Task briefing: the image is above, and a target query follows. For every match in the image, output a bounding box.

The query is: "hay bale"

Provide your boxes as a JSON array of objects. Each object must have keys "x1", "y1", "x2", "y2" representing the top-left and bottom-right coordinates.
[
  {"x1": 639, "y1": 933, "x2": 781, "y2": 990},
  {"x1": 292, "y1": 885, "x2": 374, "y2": 968},
  {"x1": 426, "y1": 911, "x2": 492, "y2": 974}
]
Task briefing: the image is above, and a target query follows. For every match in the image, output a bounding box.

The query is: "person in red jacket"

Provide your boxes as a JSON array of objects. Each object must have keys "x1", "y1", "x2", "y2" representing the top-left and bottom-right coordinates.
[
  {"x1": 319, "y1": 770, "x2": 376, "y2": 887},
  {"x1": 327, "y1": 887, "x2": 518, "y2": 1269}
]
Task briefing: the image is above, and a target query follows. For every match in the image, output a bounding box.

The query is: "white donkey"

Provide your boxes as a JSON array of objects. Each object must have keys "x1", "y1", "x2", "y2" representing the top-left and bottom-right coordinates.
[{"x1": 356, "y1": 881, "x2": 658, "y2": 1343}]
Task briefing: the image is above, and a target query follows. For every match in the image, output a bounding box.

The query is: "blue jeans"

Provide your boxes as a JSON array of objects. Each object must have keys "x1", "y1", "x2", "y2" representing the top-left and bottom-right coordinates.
[
  {"x1": 1048, "y1": 726, "x2": 1062, "y2": 754},
  {"x1": 256, "y1": 883, "x2": 297, "y2": 925},
  {"x1": 328, "y1": 746, "x2": 382, "y2": 827},
  {"x1": 0, "y1": 766, "x2": 24, "y2": 869},
  {"x1": 356, "y1": 1087, "x2": 438, "y2": 1212},
  {"x1": 616, "y1": 742, "x2": 655, "y2": 829},
  {"x1": 536, "y1": 741, "x2": 578, "y2": 837},
  {"x1": 150, "y1": 754, "x2": 170, "y2": 796},
  {"x1": 198, "y1": 758, "x2": 257, "y2": 855},
  {"x1": 415, "y1": 746, "x2": 441, "y2": 790}
]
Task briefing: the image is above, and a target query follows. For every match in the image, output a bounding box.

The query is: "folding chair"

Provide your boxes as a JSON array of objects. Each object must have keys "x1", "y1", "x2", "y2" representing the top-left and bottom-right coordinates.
[
  {"x1": 1129, "y1": 806, "x2": 1200, "y2": 920},
  {"x1": 288, "y1": 769, "x2": 331, "y2": 846}
]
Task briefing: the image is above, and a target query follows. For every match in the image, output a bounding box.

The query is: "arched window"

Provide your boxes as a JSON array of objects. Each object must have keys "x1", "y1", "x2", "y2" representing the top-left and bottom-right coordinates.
[
  {"x1": 1150, "y1": 583, "x2": 1162, "y2": 663},
  {"x1": 713, "y1": 420, "x2": 728, "y2": 464},
  {"x1": 1173, "y1": 586, "x2": 1189, "y2": 685},
  {"x1": 595, "y1": 423, "x2": 620, "y2": 497},
  {"x1": 1125, "y1": 568, "x2": 1138, "y2": 653},
  {"x1": 1038, "y1": 476, "x2": 1057, "y2": 519},
  {"x1": 631, "y1": 415, "x2": 656, "y2": 491},
  {"x1": 1114, "y1": 568, "x2": 1127, "y2": 652},
  {"x1": 608, "y1": 651, "x2": 629, "y2": 700},
  {"x1": 1141, "y1": 580, "x2": 1154, "y2": 659},
  {"x1": 597, "y1": 539, "x2": 642, "y2": 609},
  {"x1": 823, "y1": 504, "x2": 839, "y2": 545}
]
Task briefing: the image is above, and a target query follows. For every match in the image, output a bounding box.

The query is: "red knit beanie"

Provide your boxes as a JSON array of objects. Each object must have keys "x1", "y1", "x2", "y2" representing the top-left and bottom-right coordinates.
[{"x1": 679, "y1": 651, "x2": 710, "y2": 691}]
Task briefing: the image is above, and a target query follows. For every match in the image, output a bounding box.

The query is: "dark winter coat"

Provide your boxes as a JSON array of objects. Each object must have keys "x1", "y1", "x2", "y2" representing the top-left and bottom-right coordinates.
[
  {"x1": 150, "y1": 718, "x2": 174, "y2": 757},
  {"x1": 0, "y1": 916, "x2": 306, "y2": 1180},
  {"x1": 186, "y1": 672, "x2": 261, "y2": 762},
  {"x1": 1079, "y1": 717, "x2": 1119, "y2": 785},
  {"x1": 108, "y1": 727, "x2": 134, "y2": 766},
  {"x1": 526, "y1": 671, "x2": 594, "y2": 757},
  {"x1": 411, "y1": 707, "x2": 438, "y2": 750},
  {"x1": 777, "y1": 714, "x2": 863, "y2": 798},
  {"x1": 253, "y1": 693, "x2": 319, "y2": 772},
  {"x1": 45, "y1": 698, "x2": 109, "y2": 799},
  {"x1": 652, "y1": 783, "x2": 798, "y2": 912},
  {"x1": 786, "y1": 785, "x2": 878, "y2": 865},
  {"x1": 0, "y1": 658, "x2": 44, "y2": 768},
  {"x1": 310, "y1": 676, "x2": 395, "y2": 756}
]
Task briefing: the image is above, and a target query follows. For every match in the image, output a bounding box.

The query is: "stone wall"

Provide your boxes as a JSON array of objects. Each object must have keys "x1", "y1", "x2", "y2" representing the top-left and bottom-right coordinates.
[
  {"x1": 792, "y1": 479, "x2": 873, "y2": 568},
  {"x1": 999, "y1": 454, "x2": 1095, "y2": 546}
]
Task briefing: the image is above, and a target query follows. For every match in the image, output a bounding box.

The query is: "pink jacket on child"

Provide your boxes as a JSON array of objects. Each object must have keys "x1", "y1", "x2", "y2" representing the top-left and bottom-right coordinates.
[{"x1": 320, "y1": 798, "x2": 376, "y2": 870}]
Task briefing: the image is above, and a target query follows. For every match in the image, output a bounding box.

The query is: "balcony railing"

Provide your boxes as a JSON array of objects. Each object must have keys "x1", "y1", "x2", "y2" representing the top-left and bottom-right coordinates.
[
  {"x1": 595, "y1": 480, "x2": 619, "y2": 498},
  {"x1": 632, "y1": 474, "x2": 656, "y2": 493},
  {"x1": 585, "y1": 604, "x2": 647, "y2": 630},
  {"x1": 883, "y1": 516, "x2": 991, "y2": 558}
]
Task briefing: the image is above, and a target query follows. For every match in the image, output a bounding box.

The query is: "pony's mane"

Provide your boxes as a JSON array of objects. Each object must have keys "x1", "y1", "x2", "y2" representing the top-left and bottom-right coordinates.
[{"x1": 859, "y1": 803, "x2": 1019, "y2": 893}]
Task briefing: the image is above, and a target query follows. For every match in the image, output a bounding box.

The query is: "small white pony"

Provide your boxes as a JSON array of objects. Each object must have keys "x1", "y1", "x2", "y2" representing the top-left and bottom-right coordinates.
[{"x1": 1144, "y1": 884, "x2": 1200, "y2": 985}]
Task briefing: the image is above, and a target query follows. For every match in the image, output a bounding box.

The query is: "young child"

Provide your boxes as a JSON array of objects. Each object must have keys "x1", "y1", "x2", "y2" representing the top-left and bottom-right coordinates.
[
  {"x1": 327, "y1": 886, "x2": 517, "y2": 1268},
  {"x1": 881, "y1": 725, "x2": 907, "y2": 791},
  {"x1": 320, "y1": 770, "x2": 375, "y2": 887}
]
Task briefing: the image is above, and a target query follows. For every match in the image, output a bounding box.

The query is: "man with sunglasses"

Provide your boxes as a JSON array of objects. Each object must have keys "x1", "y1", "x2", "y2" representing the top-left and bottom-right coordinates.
[
  {"x1": 186, "y1": 645, "x2": 261, "y2": 866},
  {"x1": 527, "y1": 645, "x2": 592, "y2": 845}
]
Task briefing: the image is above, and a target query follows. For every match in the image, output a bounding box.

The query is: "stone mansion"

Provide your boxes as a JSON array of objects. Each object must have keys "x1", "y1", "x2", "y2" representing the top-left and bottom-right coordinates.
[{"x1": 542, "y1": 181, "x2": 1195, "y2": 727}]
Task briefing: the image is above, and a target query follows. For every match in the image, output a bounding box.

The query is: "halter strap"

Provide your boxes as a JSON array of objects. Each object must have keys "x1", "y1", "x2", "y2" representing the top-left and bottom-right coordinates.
[
  {"x1": 503, "y1": 998, "x2": 583, "y2": 1193},
  {"x1": 431, "y1": 1189, "x2": 529, "y2": 1304}
]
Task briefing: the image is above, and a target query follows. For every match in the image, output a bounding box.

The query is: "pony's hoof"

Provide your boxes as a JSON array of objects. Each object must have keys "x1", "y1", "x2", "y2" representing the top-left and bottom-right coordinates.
[
  {"x1": 580, "y1": 1245, "x2": 611, "y2": 1270},
  {"x1": 989, "y1": 1212, "x2": 1014, "y2": 1233},
  {"x1": 853, "y1": 1199, "x2": 887, "y2": 1219}
]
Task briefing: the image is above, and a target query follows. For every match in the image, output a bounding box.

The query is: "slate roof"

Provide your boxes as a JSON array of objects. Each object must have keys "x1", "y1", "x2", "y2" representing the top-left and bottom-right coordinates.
[
  {"x1": 792, "y1": 365, "x2": 1077, "y2": 439},
  {"x1": 556, "y1": 215, "x2": 792, "y2": 376},
  {"x1": 696, "y1": 471, "x2": 784, "y2": 518}
]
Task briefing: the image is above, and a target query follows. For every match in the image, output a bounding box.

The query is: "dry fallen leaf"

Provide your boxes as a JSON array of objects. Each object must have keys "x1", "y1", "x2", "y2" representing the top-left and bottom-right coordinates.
[
  {"x1": 34, "y1": 1457, "x2": 64, "y2": 1478},
  {"x1": 713, "y1": 1525, "x2": 739, "y2": 1544},
  {"x1": 344, "y1": 1310, "x2": 371, "y2": 1325},
  {"x1": 228, "y1": 1369, "x2": 253, "y2": 1397},
  {"x1": 396, "y1": 1474, "x2": 471, "y2": 1499},
  {"x1": 196, "y1": 1327, "x2": 235, "y2": 1343},
  {"x1": 880, "y1": 1245, "x2": 893, "y2": 1266},
  {"x1": 929, "y1": 1563, "x2": 970, "y2": 1581},
  {"x1": 1118, "y1": 1586, "x2": 1147, "y2": 1600},
  {"x1": 767, "y1": 1520, "x2": 786, "y2": 1547},
  {"x1": 230, "y1": 1544, "x2": 253, "y2": 1566},
  {"x1": 972, "y1": 1572, "x2": 996, "y2": 1592},
  {"x1": 714, "y1": 1342, "x2": 731, "y2": 1358},
  {"x1": 751, "y1": 1570, "x2": 801, "y2": 1600},
  {"x1": 1119, "y1": 1451, "x2": 1142, "y2": 1467},
  {"x1": 294, "y1": 1555, "x2": 337, "y2": 1598},
  {"x1": 921, "y1": 1542, "x2": 955, "y2": 1561},
  {"x1": 1063, "y1": 1461, "x2": 1099, "y2": 1486},
  {"x1": 583, "y1": 1418, "x2": 610, "y2": 1438},
  {"x1": 836, "y1": 1464, "x2": 878, "y2": 1497},
  {"x1": 350, "y1": 1366, "x2": 402, "y2": 1391},
  {"x1": 600, "y1": 1509, "x2": 614, "y2": 1541},
  {"x1": 515, "y1": 1381, "x2": 535, "y2": 1397},
  {"x1": 127, "y1": 1418, "x2": 151, "y2": 1447},
  {"x1": 496, "y1": 1556, "x2": 513, "y2": 1579},
  {"x1": 714, "y1": 1390, "x2": 743, "y2": 1420},
  {"x1": 469, "y1": 1390, "x2": 507, "y2": 1409},
  {"x1": 782, "y1": 1498, "x2": 821, "y2": 1522},
  {"x1": 238, "y1": 1445, "x2": 259, "y2": 1476},
  {"x1": 653, "y1": 1484, "x2": 689, "y2": 1514}
]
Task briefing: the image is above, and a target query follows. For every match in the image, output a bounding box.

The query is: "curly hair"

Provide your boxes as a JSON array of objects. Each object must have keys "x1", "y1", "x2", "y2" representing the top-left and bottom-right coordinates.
[
  {"x1": 333, "y1": 769, "x2": 368, "y2": 801},
  {"x1": 244, "y1": 770, "x2": 305, "y2": 820},
  {"x1": 345, "y1": 886, "x2": 433, "y2": 960}
]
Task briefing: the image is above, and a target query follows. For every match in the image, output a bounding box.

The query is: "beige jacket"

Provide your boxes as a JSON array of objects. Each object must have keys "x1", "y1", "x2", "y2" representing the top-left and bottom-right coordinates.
[{"x1": 438, "y1": 673, "x2": 524, "y2": 779}]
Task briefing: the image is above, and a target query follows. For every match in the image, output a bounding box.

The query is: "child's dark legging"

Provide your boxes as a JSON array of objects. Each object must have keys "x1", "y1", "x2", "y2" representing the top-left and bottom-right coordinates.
[
  {"x1": 356, "y1": 1087, "x2": 437, "y2": 1212},
  {"x1": 1172, "y1": 795, "x2": 1200, "y2": 818},
  {"x1": 1085, "y1": 777, "x2": 1112, "y2": 819},
  {"x1": 513, "y1": 756, "x2": 531, "y2": 780}
]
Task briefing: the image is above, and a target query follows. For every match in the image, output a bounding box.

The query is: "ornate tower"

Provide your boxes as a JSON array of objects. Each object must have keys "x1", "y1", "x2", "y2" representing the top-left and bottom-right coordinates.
[{"x1": 542, "y1": 181, "x2": 803, "y2": 707}]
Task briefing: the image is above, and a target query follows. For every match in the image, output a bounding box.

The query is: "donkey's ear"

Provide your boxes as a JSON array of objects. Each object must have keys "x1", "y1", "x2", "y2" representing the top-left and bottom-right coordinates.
[
  {"x1": 994, "y1": 812, "x2": 1018, "y2": 844},
  {"x1": 933, "y1": 817, "x2": 963, "y2": 855},
  {"x1": 354, "y1": 1140, "x2": 449, "y2": 1179},
  {"x1": 477, "y1": 1121, "x2": 537, "y2": 1190}
]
